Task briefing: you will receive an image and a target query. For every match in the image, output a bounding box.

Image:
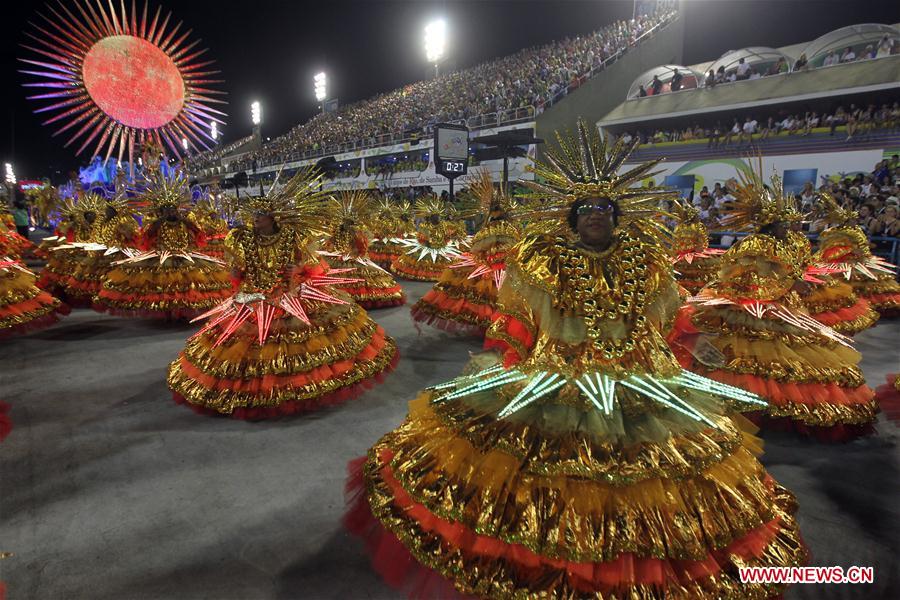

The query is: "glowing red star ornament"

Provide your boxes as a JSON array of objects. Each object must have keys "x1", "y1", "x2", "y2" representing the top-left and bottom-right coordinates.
[{"x1": 20, "y1": 0, "x2": 226, "y2": 167}]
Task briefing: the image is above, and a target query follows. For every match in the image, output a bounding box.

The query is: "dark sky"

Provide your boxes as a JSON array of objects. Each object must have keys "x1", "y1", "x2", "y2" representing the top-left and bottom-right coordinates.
[{"x1": 2, "y1": 0, "x2": 898, "y2": 181}]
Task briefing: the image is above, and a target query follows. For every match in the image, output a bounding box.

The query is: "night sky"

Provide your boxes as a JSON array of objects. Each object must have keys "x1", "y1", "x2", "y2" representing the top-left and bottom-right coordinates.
[{"x1": 2, "y1": 0, "x2": 898, "y2": 181}]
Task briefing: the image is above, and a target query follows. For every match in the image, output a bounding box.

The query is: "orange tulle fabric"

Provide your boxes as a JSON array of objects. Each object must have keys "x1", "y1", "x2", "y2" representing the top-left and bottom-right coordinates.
[
  {"x1": 177, "y1": 327, "x2": 388, "y2": 394},
  {"x1": 808, "y1": 297, "x2": 872, "y2": 326},
  {"x1": 363, "y1": 448, "x2": 788, "y2": 592}
]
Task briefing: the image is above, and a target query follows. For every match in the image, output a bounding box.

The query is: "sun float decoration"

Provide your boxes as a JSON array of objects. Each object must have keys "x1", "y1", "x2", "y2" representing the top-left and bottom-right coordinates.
[{"x1": 20, "y1": 0, "x2": 226, "y2": 166}]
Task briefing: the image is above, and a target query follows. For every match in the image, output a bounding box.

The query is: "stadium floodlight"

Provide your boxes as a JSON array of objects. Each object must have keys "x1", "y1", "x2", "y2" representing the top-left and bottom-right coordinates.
[
  {"x1": 181, "y1": 137, "x2": 189, "y2": 151},
  {"x1": 425, "y1": 19, "x2": 446, "y2": 75},
  {"x1": 314, "y1": 72, "x2": 327, "y2": 102},
  {"x1": 210, "y1": 121, "x2": 219, "y2": 141},
  {"x1": 4, "y1": 163, "x2": 15, "y2": 185},
  {"x1": 251, "y1": 101, "x2": 261, "y2": 125}
]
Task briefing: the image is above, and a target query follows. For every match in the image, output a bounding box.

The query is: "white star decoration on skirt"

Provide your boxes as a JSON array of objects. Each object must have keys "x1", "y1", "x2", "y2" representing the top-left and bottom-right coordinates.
[
  {"x1": 396, "y1": 236, "x2": 464, "y2": 263},
  {"x1": 189, "y1": 269, "x2": 361, "y2": 346}
]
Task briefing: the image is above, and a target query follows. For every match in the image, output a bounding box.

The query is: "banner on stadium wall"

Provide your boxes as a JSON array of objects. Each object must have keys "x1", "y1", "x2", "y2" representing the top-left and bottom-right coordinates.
[{"x1": 623, "y1": 149, "x2": 890, "y2": 193}]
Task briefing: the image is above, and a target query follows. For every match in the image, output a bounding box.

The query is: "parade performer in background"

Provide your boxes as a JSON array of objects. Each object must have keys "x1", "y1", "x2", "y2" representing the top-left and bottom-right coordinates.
[
  {"x1": 168, "y1": 169, "x2": 398, "y2": 420},
  {"x1": 669, "y1": 200, "x2": 724, "y2": 295},
  {"x1": 411, "y1": 170, "x2": 520, "y2": 335},
  {"x1": 670, "y1": 165, "x2": 877, "y2": 442},
  {"x1": 320, "y1": 190, "x2": 405, "y2": 308},
  {"x1": 63, "y1": 191, "x2": 140, "y2": 308},
  {"x1": 95, "y1": 172, "x2": 232, "y2": 320},
  {"x1": 812, "y1": 193, "x2": 900, "y2": 317},
  {"x1": 40, "y1": 194, "x2": 104, "y2": 305},
  {"x1": 0, "y1": 209, "x2": 32, "y2": 259},
  {"x1": 391, "y1": 196, "x2": 465, "y2": 281},
  {"x1": 801, "y1": 195, "x2": 879, "y2": 334},
  {"x1": 0, "y1": 255, "x2": 68, "y2": 339},
  {"x1": 368, "y1": 199, "x2": 411, "y2": 269},
  {"x1": 346, "y1": 123, "x2": 806, "y2": 599},
  {"x1": 190, "y1": 186, "x2": 230, "y2": 260}
]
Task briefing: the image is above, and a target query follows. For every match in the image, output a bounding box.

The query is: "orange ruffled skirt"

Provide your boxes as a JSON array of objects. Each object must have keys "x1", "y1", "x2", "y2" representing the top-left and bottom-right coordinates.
[
  {"x1": 411, "y1": 265, "x2": 499, "y2": 336},
  {"x1": 803, "y1": 279, "x2": 878, "y2": 335},
  {"x1": 1, "y1": 265, "x2": 68, "y2": 339}
]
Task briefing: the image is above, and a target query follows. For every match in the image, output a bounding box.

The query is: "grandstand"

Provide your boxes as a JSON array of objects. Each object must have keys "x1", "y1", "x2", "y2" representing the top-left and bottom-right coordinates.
[{"x1": 186, "y1": 6, "x2": 681, "y2": 192}]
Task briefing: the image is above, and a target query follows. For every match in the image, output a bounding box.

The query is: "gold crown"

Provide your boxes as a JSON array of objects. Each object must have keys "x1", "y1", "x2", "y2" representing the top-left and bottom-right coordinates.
[
  {"x1": 814, "y1": 191, "x2": 858, "y2": 225},
  {"x1": 237, "y1": 167, "x2": 331, "y2": 234}
]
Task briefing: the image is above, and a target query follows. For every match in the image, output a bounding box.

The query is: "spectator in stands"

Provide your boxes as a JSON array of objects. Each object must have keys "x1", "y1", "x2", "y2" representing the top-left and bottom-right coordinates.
[
  {"x1": 740, "y1": 116, "x2": 757, "y2": 145},
  {"x1": 862, "y1": 45, "x2": 877, "y2": 60},
  {"x1": 748, "y1": 67, "x2": 762, "y2": 80},
  {"x1": 876, "y1": 35, "x2": 896, "y2": 58},
  {"x1": 800, "y1": 181, "x2": 816, "y2": 211},
  {"x1": 707, "y1": 123, "x2": 721, "y2": 148},
  {"x1": 840, "y1": 46, "x2": 856, "y2": 63},
  {"x1": 621, "y1": 132, "x2": 634, "y2": 145},
  {"x1": 735, "y1": 57, "x2": 750, "y2": 80},
  {"x1": 874, "y1": 202, "x2": 900, "y2": 237},
  {"x1": 715, "y1": 65, "x2": 727, "y2": 84},
  {"x1": 670, "y1": 68, "x2": 683, "y2": 92},
  {"x1": 801, "y1": 112, "x2": 820, "y2": 136},
  {"x1": 767, "y1": 57, "x2": 788, "y2": 76},
  {"x1": 637, "y1": 84, "x2": 648, "y2": 97},
  {"x1": 650, "y1": 74, "x2": 663, "y2": 95},
  {"x1": 723, "y1": 119, "x2": 741, "y2": 145},
  {"x1": 822, "y1": 50, "x2": 839, "y2": 67},
  {"x1": 828, "y1": 106, "x2": 847, "y2": 135},
  {"x1": 704, "y1": 69, "x2": 716, "y2": 88},
  {"x1": 759, "y1": 116, "x2": 777, "y2": 140},
  {"x1": 793, "y1": 53, "x2": 809, "y2": 71},
  {"x1": 857, "y1": 204, "x2": 878, "y2": 233}
]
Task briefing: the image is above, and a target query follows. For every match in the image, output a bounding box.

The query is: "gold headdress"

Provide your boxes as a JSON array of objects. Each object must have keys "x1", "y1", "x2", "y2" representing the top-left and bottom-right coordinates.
[
  {"x1": 719, "y1": 156, "x2": 801, "y2": 232},
  {"x1": 140, "y1": 170, "x2": 191, "y2": 214},
  {"x1": 814, "y1": 191, "x2": 858, "y2": 225},
  {"x1": 413, "y1": 195, "x2": 451, "y2": 220},
  {"x1": 465, "y1": 168, "x2": 516, "y2": 220},
  {"x1": 238, "y1": 166, "x2": 331, "y2": 234},
  {"x1": 670, "y1": 199, "x2": 701, "y2": 223},
  {"x1": 327, "y1": 189, "x2": 373, "y2": 226},
  {"x1": 522, "y1": 118, "x2": 675, "y2": 236}
]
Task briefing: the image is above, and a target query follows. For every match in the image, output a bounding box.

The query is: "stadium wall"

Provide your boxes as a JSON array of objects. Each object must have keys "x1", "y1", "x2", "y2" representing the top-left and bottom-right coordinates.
[
  {"x1": 535, "y1": 14, "x2": 685, "y2": 156},
  {"x1": 621, "y1": 147, "x2": 900, "y2": 196}
]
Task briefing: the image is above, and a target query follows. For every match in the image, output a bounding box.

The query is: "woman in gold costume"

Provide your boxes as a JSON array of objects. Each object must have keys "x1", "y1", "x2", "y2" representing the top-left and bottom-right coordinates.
[
  {"x1": 812, "y1": 193, "x2": 900, "y2": 317},
  {"x1": 189, "y1": 186, "x2": 231, "y2": 260},
  {"x1": 95, "y1": 172, "x2": 232, "y2": 320},
  {"x1": 391, "y1": 196, "x2": 465, "y2": 282},
  {"x1": 800, "y1": 194, "x2": 879, "y2": 334},
  {"x1": 669, "y1": 200, "x2": 724, "y2": 295},
  {"x1": 411, "y1": 170, "x2": 520, "y2": 335},
  {"x1": 320, "y1": 190, "x2": 405, "y2": 308},
  {"x1": 670, "y1": 166, "x2": 877, "y2": 442},
  {"x1": 36, "y1": 195, "x2": 97, "y2": 301},
  {"x1": 167, "y1": 169, "x2": 398, "y2": 419},
  {"x1": 368, "y1": 198, "x2": 412, "y2": 269},
  {"x1": 346, "y1": 123, "x2": 806, "y2": 599},
  {"x1": 0, "y1": 255, "x2": 68, "y2": 338}
]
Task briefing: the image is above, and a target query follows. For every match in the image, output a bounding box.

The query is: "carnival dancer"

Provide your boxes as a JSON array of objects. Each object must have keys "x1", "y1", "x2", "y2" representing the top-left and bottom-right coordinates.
[
  {"x1": 40, "y1": 193, "x2": 106, "y2": 306},
  {"x1": 0, "y1": 255, "x2": 68, "y2": 339},
  {"x1": 411, "y1": 170, "x2": 520, "y2": 335},
  {"x1": 63, "y1": 191, "x2": 140, "y2": 309},
  {"x1": 800, "y1": 194, "x2": 879, "y2": 334},
  {"x1": 812, "y1": 193, "x2": 900, "y2": 317},
  {"x1": 189, "y1": 186, "x2": 230, "y2": 260},
  {"x1": 391, "y1": 196, "x2": 465, "y2": 281},
  {"x1": 0, "y1": 209, "x2": 32, "y2": 259},
  {"x1": 320, "y1": 190, "x2": 405, "y2": 308},
  {"x1": 95, "y1": 171, "x2": 232, "y2": 320},
  {"x1": 670, "y1": 164, "x2": 877, "y2": 441},
  {"x1": 669, "y1": 200, "x2": 724, "y2": 295},
  {"x1": 346, "y1": 123, "x2": 806, "y2": 599},
  {"x1": 167, "y1": 169, "x2": 398, "y2": 419},
  {"x1": 368, "y1": 198, "x2": 412, "y2": 269}
]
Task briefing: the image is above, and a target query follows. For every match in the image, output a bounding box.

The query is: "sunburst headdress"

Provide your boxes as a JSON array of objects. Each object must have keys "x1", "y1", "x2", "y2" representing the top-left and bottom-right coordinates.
[
  {"x1": 719, "y1": 156, "x2": 801, "y2": 232},
  {"x1": 522, "y1": 119, "x2": 675, "y2": 237},
  {"x1": 814, "y1": 191, "x2": 858, "y2": 226},
  {"x1": 327, "y1": 189, "x2": 373, "y2": 226},
  {"x1": 465, "y1": 169, "x2": 516, "y2": 221},
  {"x1": 414, "y1": 195, "x2": 451, "y2": 220},
  {"x1": 238, "y1": 167, "x2": 331, "y2": 235},
  {"x1": 670, "y1": 199, "x2": 701, "y2": 223},
  {"x1": 139, "y1": 169, "x2": 192, "y2": 216}
]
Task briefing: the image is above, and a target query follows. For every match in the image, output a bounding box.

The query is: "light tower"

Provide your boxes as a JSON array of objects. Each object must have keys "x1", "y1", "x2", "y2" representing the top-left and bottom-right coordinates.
[
  {"x1": 314, "y1": 72, "x2": 327, "y2": 114},
  {"x1": 424, "y1": 19, "x2": 446, "y2": 78},
  {"x1": 251, "y1": 100, "x2": 262, "y2": 146}
]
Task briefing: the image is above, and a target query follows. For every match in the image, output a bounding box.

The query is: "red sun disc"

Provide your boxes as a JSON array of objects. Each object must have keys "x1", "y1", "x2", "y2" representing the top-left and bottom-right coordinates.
[{"x1": 83, "y1": 35, "x2": 185, "y2": 129}]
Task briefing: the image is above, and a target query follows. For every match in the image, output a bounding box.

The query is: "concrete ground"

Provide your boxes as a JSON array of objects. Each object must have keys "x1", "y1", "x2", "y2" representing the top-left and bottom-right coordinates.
[{"x1": 1, "y1": 280, "x2": 898, "y2": 600}]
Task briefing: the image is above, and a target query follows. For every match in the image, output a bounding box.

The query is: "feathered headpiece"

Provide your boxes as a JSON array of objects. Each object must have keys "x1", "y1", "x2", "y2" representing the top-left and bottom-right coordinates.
[
  {"x1": 814, "y1": 191, "x2": 858, "y2": 225},
  {"x1": 719, "y1": 156, "x2": 801, "y2": 232},
  {"x1": 327, "y1": 189, "x2": 373, "y2": 226},
  {"x1": 465, "y1": 169, "x2": 516, "y2": 220},
  {"x1": 139, "y1": 170, "x2": 191, "y2": 215},
  {"x1": 239, "y1": 167, "x2": 331, "y2": 234},
  {"x1": 522, "y1": 118, "x2": 675, "y2": 236},
  {"x1": 413, "y1": 195, "x2": 451, "y2": 220}
]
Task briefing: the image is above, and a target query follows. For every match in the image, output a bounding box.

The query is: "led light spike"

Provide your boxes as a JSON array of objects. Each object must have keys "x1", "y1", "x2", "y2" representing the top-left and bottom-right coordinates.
[
  {"x1": 643, "y1": 376, "x2": 716, "y2": 427},
  {"x1": 581, "y1": 373, "x2": 599, "y2": 396},
  {"x1": 596, "y1": 373, "x2": 617, "y2": 413},
  {"x1": 498, "y1": 379, "x2": 566, "y2": 418},
  {"x1": 427, "y1": 365, "x2": 507, "y2": 391},
  {"x1": 574, "y1": 379, "x2": 606, "y2": 414},
  {"x1": 440, "y1": 372, "x2": 527, "y2": 401}
]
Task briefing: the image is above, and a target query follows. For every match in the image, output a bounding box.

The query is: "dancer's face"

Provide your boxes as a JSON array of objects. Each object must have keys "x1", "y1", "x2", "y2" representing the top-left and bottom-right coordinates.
[
  {"x1": 576, "y1": 198, "x2": 615, "y2": 247},
  {"x1": 254, "y1": 213, "x2": 275, "y2": 234}
]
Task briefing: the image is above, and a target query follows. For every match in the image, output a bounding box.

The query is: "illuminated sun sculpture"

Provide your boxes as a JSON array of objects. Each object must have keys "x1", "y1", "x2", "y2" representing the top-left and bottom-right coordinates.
[{"x1": 20, "y1": 0, "x2": 226, "y2": 166}]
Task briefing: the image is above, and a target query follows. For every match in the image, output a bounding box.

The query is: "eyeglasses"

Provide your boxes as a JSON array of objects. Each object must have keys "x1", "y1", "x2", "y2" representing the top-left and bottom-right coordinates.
[{"x1": 576, "y1": 203, "x2": 614, "y2": 215}]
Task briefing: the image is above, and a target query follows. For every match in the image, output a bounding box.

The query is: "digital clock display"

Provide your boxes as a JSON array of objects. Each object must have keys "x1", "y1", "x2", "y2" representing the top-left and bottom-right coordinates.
[{"x1": 442, "y1": 160, "x2": 466, "y2": 173}]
